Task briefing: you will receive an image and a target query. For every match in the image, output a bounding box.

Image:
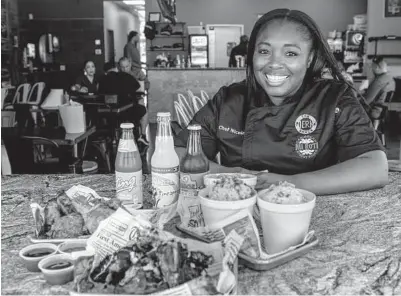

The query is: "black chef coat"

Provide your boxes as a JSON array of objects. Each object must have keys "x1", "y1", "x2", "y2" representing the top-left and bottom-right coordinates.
[{"x1": 177, "y1": 79, "x2": 384, "y2": 175}]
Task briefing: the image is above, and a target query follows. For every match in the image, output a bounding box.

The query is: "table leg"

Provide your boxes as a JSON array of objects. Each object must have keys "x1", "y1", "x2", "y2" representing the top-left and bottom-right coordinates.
[
  {"x1": 73, "y1": 144, "x2": 78, "y2": 158},
  {"x1": 388, "y1": 138, "x2": 401, "y2": 172}
]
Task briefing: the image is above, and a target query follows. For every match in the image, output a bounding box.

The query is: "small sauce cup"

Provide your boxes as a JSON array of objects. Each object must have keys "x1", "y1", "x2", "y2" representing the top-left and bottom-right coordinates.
[
  {"x1": 19, "y1": 243, "x2": 58, "y2": 272},
  {"x1": 38, "y1": 253, "x2": 75, "y2": 285},
  {"x1": 57, "y1": 240, "x2": 88, "y2": 254}
]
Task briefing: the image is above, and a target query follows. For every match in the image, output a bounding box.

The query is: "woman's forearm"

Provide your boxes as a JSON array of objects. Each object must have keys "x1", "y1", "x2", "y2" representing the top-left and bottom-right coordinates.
[
  {"x1": 256, "y1": 150, "x2": 389, "y2": 195},
  {"x1": 175, "y1": 147, "x2": 254, "y2": 174}
]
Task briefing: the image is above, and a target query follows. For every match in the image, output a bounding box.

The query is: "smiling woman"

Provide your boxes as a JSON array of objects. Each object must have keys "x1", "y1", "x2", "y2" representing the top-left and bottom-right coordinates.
[{"x1": 176, "y1": 8, "x2": 389, "y2": 195}]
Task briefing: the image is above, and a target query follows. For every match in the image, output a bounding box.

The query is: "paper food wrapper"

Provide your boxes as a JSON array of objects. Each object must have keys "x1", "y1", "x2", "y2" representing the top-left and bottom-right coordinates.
[
  {"x1": 179, "y1": 209, "x2": 315, "y2": 262},
  {"x1": 30, "y1": 185, "x2": 113, "y2": 239},
  {"x1": 177, "y1": 192, "x2": 206, "y2": 228},
  {"x1": 83, "y1": 208, "x2": 243, "y2": 295},
  {"x1": 123, "y1": 201, "x2": 178, "y2": 230}
]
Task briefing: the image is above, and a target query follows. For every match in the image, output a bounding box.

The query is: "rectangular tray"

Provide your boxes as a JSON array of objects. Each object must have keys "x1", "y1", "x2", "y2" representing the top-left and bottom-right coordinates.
[
  {"x1": 29, "y1": 235, "x2": 90, "y2": 244},
  {"x1": 238, "y1": 235, "x2": 319, "y2": 271},
  {"x1": 176, "y1": 225, "x2": 319, "y2": 271}
]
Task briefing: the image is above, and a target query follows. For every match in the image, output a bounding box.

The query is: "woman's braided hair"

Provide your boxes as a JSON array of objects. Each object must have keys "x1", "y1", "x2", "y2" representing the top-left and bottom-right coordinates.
[{"x1": 246, "y1": 9, "x2": 360, "y2": 106}]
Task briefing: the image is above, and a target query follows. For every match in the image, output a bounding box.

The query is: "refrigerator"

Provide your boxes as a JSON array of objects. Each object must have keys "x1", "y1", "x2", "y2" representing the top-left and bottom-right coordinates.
[{"x1": 189, "y1": 34, "x2": 209, "y2": 67}]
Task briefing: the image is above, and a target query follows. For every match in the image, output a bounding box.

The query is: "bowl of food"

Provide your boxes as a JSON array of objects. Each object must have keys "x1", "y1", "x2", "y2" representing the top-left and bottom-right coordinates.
[
  {"x1": 38, "y1": 253, "x2": 75, "y2": 285},
  {"x1": 199, "y1": 175, "x2": 257, "y2": 226},
  {"x1": 257, "y1": 181, "x2": 316, "y2": 254},
  {"x1": 19, "y1": 243, "x2": 58, "y2": 272},
  {"x1": 57, "y1": 239, "x2": 88, "y2": 254},
  {"x1": 204, "y1": 173, "x2": 257, "y2": 189}
]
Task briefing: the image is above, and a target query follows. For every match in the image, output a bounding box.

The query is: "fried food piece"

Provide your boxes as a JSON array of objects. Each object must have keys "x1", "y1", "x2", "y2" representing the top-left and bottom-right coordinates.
[
  {"x1": 48, "y1": 213, "x2": 84, "y2": 238},
  {"x1": 83, "y1": 205, "x2": 115, "y2": 234},
  {"x1": 57, "y1": 193, "x2": 76, "y2": 215}
]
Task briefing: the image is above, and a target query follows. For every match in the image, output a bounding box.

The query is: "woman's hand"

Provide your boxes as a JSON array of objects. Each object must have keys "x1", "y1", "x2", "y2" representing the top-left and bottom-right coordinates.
[
  {"x1": 79, "y1": 87, "x2": 88, "y2": 93},
  {"x1": 255, "y1": 172, "x2": 294, "y2": 191}
]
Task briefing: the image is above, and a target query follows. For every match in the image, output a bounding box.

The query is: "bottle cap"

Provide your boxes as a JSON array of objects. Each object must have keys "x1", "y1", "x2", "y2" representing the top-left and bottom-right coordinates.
[
  {"x1": 157, "y1": 112, "x2": 171, "y2": 117},
  {"x1": 187, "y1": 124, "x2": 201, "y2": 131},
  {"x1": 120, "y1": 122, "x2": 134, "y2": 129}
]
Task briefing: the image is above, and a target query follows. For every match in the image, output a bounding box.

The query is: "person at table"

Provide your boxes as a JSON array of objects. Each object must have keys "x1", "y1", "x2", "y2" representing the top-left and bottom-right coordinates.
[
  {"x1": 98, "y1": 59, "x2": 149, "y2": 146},
  {"x1": 71, "y1": 60, "x2": 99, "y2": 94},
  {"x1": 176, "y1": 8, "x2": 388, "y2": 195},
  {"x1": 229, "y1": 35, "x2": 249, "y2": 67},
  {"x1": 363, "y1": 57, "x2": 396, "y2": 121}
]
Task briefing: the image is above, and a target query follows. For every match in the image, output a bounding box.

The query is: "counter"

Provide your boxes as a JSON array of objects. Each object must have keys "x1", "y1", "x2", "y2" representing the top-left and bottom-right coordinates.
[
  {"x1": 147, "y1": 68, "x2": 246, "y2": 123},
  {"x1": 1, "y1": 173, "x2": 401, "y2": 295}
]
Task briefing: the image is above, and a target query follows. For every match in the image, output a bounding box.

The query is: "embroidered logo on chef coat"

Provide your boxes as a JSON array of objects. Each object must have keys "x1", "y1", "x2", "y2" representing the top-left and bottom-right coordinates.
[
  {"x1": 295, "y1": 135, "x2": 319, "y2": 159},
  {"x1": 295, "y1": 114, "x2": 317, "y2": 135}
]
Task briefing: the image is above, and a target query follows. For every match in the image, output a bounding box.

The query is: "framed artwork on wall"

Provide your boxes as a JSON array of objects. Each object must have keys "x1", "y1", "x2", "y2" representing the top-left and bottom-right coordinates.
[
  {"x1": 148, "y1": 12, "x2": 161, "y2": 22},
  {"x1": 385, "y1": 0, "x2": 401, "y2": 17}
]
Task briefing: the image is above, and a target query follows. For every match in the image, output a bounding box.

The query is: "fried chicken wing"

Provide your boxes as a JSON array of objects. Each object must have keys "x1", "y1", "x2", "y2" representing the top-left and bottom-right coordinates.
[{"x1": 48, "y1": 213, "x2": 84, "y2": 238}]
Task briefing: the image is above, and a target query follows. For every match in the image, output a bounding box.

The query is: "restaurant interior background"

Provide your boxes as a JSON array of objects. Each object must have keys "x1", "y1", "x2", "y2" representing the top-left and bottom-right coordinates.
[{"x1": 1, "y1": 0, "x2": 401, "y2": 173}]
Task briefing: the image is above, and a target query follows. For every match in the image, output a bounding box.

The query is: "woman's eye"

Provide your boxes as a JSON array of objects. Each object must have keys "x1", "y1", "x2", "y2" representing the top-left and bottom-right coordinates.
[
  {"x1": 286, "y1": 51, "x2": 299, "y2": 57},
  {"x1": 258, "y1": 49, "x2": 270, "y2": 54}
]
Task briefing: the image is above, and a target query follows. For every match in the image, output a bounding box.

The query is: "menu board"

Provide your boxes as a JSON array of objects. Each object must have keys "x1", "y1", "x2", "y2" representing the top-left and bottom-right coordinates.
[{"x1": 190, "y1": 35, "x2": 208, "y2": 66}]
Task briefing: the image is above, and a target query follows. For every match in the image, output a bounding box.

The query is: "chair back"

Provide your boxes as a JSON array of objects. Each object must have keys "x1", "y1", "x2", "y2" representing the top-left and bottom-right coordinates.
[
  {"x1": 26, "y1": 82, "x2": 45, "y2": 105},
  {"x1": 12, "y1": 83, "x2": 31, "y2": 104},
  {"x1": 174, "y1": 90, "x2": 210, "y2": 128}
]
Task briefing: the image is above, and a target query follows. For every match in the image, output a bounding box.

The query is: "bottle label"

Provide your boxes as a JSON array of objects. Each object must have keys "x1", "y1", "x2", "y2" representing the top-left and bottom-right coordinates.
[
  {"x1": 178, "y1": 171, "x2": 209, "y2": 228},
  {"x1": 180, "y1": 171, "x2": 209, "y2": 197},
  {"x1": 151, "y1": 166, "x2": 180, "y2": 208},
  {"x1": 116, "y1": 171, "x2": 143, "y2": 208},
  {"x1": 118, "y1": 139, "x2": 137, "y2": 152}
]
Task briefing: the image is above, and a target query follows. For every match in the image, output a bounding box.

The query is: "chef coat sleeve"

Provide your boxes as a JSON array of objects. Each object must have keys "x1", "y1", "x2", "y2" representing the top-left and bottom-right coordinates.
[
  {"x1": 175, "y1": 87, "x2": 224, "y2": 161},
  {"x1": 335, "y1": 91, "x2": 385, "y2": 162}
]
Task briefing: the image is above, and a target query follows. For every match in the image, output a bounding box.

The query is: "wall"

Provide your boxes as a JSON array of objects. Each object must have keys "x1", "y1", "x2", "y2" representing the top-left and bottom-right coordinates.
[
  {"x1": 103, "y1": 1, "x2": 140, "y2": 63},
  {"x1": 146, "y1": 0, "x2": 367, "y2": 37},
  {"x1": 367, "y1": 0, "x2": 401, "y2": 76}
]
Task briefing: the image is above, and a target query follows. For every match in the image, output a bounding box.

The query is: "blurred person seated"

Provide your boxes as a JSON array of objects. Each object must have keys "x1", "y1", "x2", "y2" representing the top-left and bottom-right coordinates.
[
  {"x1": 363, "y1": 57, "x2": 396, "y2": 121},
  {"x1": 71, "y1": 60, "x2": 99, "y2": 94},
  {"x1": 98, "y1": 59, "x2": 149, "y2": 146}
]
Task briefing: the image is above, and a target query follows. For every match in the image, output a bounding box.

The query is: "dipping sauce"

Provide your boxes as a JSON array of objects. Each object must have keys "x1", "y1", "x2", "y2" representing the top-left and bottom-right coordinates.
[
  {"x1": 23, "y1": 248, "x2": 55, "y2": 258},
  {"x1": 44, "y1": 261, "x2": 73, "y2": 270},
  {"x1": 63, "y1": 246, "x2": 86, "y2": 253}
]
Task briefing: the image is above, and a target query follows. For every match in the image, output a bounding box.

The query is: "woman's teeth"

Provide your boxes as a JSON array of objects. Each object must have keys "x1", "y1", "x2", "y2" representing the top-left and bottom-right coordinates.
[{"x1": 266, "y1": 74, "x2": 289, "y2": 82}]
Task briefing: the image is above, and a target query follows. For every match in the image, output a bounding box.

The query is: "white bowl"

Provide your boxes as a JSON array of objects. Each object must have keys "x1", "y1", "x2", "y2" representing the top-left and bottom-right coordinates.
[
  {"x1": 257, "y1": 188, "x2": 316, "y2": 254},
  {"x1": 19, "y1": 243, "x2": 58, "y2": 272},
  {"x1": 38, "y1": 253, "x2": 74, "y2": 285},
  {"x1": 198, "y1": 187, "x2": 257, "y2": 227},
  {"x1": 203, "y1": 173, "x2": 257, "y2": 189},
  {"x1": 57, "y1": 240, "x2": 88, "y2": 254}
]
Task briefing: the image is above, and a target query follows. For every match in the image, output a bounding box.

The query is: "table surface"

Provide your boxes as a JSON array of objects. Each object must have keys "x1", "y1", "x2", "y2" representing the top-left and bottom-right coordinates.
[
  {"x1": 1, "y1": 173, "x2": 401, "y2": 295},
  {"x1": 1, "y1": 126, "x2": 96, "y2": 146}
]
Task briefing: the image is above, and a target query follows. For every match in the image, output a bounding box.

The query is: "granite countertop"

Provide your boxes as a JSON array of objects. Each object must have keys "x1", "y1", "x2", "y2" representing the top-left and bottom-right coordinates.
[{"x1": 1, "y1": 173, "x2": 401, "y2": 295}]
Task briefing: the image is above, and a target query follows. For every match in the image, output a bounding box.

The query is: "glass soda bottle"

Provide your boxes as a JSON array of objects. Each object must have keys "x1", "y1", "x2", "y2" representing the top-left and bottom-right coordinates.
[
  {"x1": 115, "y1": 122, "x2": 143, "y2": 209},
  {"x1": 151, "y1": 112, "x2": 180, "y2": 208},
  {"x1": 180, "y1": 124, "x2": 209, "y2": 197}
]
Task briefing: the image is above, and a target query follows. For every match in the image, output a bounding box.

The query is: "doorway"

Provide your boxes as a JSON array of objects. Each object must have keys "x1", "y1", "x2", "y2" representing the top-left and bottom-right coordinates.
[
  {"x1": 107, "y1": 29, "x2": 115, "y2": 63},
  {"x1": 206, "y1": 24, "x2": 244, "y2": 68}
]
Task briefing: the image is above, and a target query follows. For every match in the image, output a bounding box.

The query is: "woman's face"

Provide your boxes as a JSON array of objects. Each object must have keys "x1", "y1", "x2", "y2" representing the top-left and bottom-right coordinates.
[
  {"x1": 253, "y1": 20, "x2": 313, "y2": 103},
  {"x1": 85, "y1": 61, "x2": 96, "y2": 76}
]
